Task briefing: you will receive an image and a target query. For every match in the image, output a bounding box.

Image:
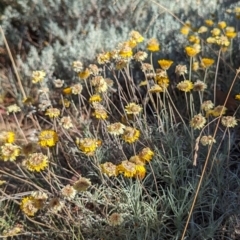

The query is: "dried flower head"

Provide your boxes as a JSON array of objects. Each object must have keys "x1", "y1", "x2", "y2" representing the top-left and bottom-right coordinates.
[
  {"x1": 1, "y1": 143, "x2": 20, "y2": 161},
  {"x1": 73, "y1": 177, "x2": 91, "y2": 192},
  {"x1": 177, "y1": 80, "x2": 194, "y2": 92},
  {"x1": 138, "y1": 147, "x2": 154, "y2": 163},
  {"x1": 200, "y1": 135, "x2": 216, "y2": 146},
  {"x1": 76, "y1": 138, "x2": 101, "y2": 155},
  {"x1": 71, "y1": 83, "x2": 83, "y2": 95},
  {"x1": 53, "y1": 79, "x2": 64, "y2": 88},
  {"x1": 61, "y1": 184, "x2": 77, "y2": 200},
  {"x1": 119, "y1": 43, "x2": 133, "y2": 58},
  {"x1": 122, "y1": 127, "x2": 140, "y2": 143},
  {"x1": 201, "y1": 100, "x2": 214, "y2": 111},
  {"x1": 149, "y1": 84, "x2": 166, "y2": 93},
  {"x1": 101, "y1": 162, "x2": 118, "y2": 177},
  {"x1": 147, "y1": 38, "x2": 160, "y2": 52},
  {"x1": 175, "y1": 64, "x2": 188, "y2": 76},
  {"x1": 88, "y1": 64, "x2": 100, "y2": 75},
  {"x1": 96, "y1": 52, "x2": 111, "y2": 65},
  {"x1": 130, "y1": 30, "x2": 144, "y2": 43},
  {"x1": 2, "y1": 224, "x2": 23, "y2": 237},
  {"x1": 117, "y1": 160, "x2": 136, "y2": 178},
  {"x1": 158, "y1": 59, "x2": 173, "y2": 70},
  {"x1": 59, "y1": 116, "x2": 73, "y2": 129},
  {"x1": 91, "y1": 76, "x2": 108, "y2": 93},
  {"x1": 38, "y1": 130, "x2": 58, "y2": 147},
  {"x1": 193, "y1": 80, "x2": 207, "y2": 91},
  {"x1": 20, "y1": 196, "x2": 39, "y2": 216},
  {"x1": 125, "y1": 103, "x2": 142, "y2": 115},
  {"x1": 7, "y1": 104, "x2": 21, "y2": 114},
  {"x1": 49, "y1": 197, "x2": 65, "y2": 213},
  {"x1": 24, "y1": 153, "x2": 48, "y2": 172},
  {"x1": 108, "y1": 212, "x2": 124, "y2": 226},
  {"x1": 31, "y1": 191, "x2": 48, "y2": 209},
  {"x1": 72, "y1": 61, "x2": 83, "y2": 72},
  {"x1": 221, "y1": 116, "x2": 238, "y2": 128},
  {"x1": 134, "y1": 51, "x2": 148, "y2": 61},
  {"x1": 107, "y1": 122, "x2": 125, "y2": 135},
  {"x1": 115, "y1": 59, "x2": 128, "y2": 70},
  {"x1": 190, "y1": 114, "x2": 206, "y2": 129},
  {"x1": 45, "y1": 107, "x2": 60, "y2": 118},
  {"x1": 32, "y1": 70, "x2": 46, "y2": 84}
]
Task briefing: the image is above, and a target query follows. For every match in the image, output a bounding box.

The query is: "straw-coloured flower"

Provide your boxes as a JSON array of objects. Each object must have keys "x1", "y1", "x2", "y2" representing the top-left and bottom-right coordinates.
[
  {"x1": 59, "y1": 116, "x2": 73, "y2": 129},
  {"x1": 38, "y1": 130, "x2": 58, "y2": 147},
  {"x1": 32, "y1": 70, "x2": 46, "y2": 84},
  {"x1": 91, "y1": 76, "x2": 108, "y2": 93},
  {"x1": 20, "y1": 196, "x2": 39, "y2": 216},
  {"x1": 76, "y1": 138, "x2": 101, "y2": 155},
  {"x1": 190, "y1": 114, "x2": 206, "y2": 130},
  {"x1": 119, "y1": 43, "x2": 133, "y2": 58},
  {"x1": 125, "y1": 103, "x2": 142, "y2": 115},
  {"x1": 117, "y1": 160, "x2": 136, "y2": 178},
  {"x1": 61, "y1": 184, "x2": 77, "y2": 200},
  {"x1": 221, "y1": 116, "x2": 238, "y2": 128},
  {"x1": 175, "y1": 64, "x2": 187, "y2": 76},
  {"x1": 96, "y1": 52, "x2": 111, "y2": 65},
  {"x1": 45, "y1": 107, "x2": 60, "y2": 118},
  {"x1": 49, "y1": 197, "x2": 65, "y2": 213},
  {"x1": 147, "y1": 38, "x2": 160, "y2": 52},
  {"x1": 206, "y1": 105, "x2": 227, "y2": 117},
  {"x1": 107, "y1": 122, "x2": 125, "y2": 135},
  {"x1": 134, "y1": 51, "x2": 148, "y2": 61},
  {"x1": 193, "y1": 80, "x2": 207, "y2": 91},
  {"x1": 72, "y1": 61, "x2": 83, "y2": 72},
  {"x1": 53, "y1": 79, "x2": 64, "y2": 88},
  {"x1": 71, "y1": 83, "x2": 83, "y2": 95},
  {"x1": 201, "y1": 100, "x2": 214, "y2": 112},
  {"x1": 158, "y1": 59, "x2": 173, "y2": 70},
  {"x1": 101, "y1": 162, "x2": 118, "y2": 177},
  {"x1": 138, "y1": 147, "x2": 154, "y2": 163},
  {"x1": 108, "y1": 213, "x2": 124, "y2": 226},
  {"x1": 1, "y1": 143, "x2": 20, "y2": 161},
  {"x1": 24, "y1": 153, "x2": 48, "y2": 172},
  {"x1": 78, "y1": 68, "x2": 91, "y2": 80},
  {"x1": 130, "y1": 30, "x2": 144, "y2": 43},
  {"x1": 73, "y1": 177, "x2": 91, "y2": 192},
  {"x1": 122, "y1": 127, "x2": 140, "y2": 143},
  {"x1": 7, "y1": 104, "x2": 21, "y2": 114},
  {"x1": 200, "y1": 135, "x2": 216, "y2": 146},
  {"x1": 177, "y1": 80, "x2": 193, "y2": 92}
]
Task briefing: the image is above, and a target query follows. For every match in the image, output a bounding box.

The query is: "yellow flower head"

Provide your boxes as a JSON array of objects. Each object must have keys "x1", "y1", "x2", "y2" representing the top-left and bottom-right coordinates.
[
  {"x1": 89, "y1": 94, "x2": 102, "y2": 103},
  {"x1": 1, "y1": 143, "x2": 21, "y2": 161},
  {"x1": 138, "y1": 147, "x2": 154, "y2": 163},
  {"x1": 92, "y1": 108, "x2": 108, "y2": 120},
  {"x1": 205, "y1": 19, "x2": 214, "y2": 26},
  {"x1": 122, "y1": 127, "x2": 140, "y2": 143},
  {"x1": 198, "y1": 26, "x2": 208, "y2": 33},
  {"x1": 119, "y1": 42, "x2": 133, "y2": 58},
  {"x1": 180, "y1": 25, "x2": 191, "y2": 35},
  {"x1": 218, "y1": 21, "x2": 227, "y2": 29},
  {"x1": 149, "y1": 84, "x2": 166, "y2": 93},
  {"x1": 235, "y1": 94, "x2": 240, "y2": 100},
  {"x1": 125, "y1": 103, "x2": 142, "y2": 115},
  {"x1": 117, "y1": 160, "x2": 136, "y2": 178},
  {"x1": 135, "y1": 164, "x2": 146, "y2": 180},
  {"x1": 45, "y1": 107, "x2": 60, "y2": 118},
  {"x1": 20, "y1": 196, "x2": 39, "y2": 216},
  {"x1": 158, "y1": 59, "x2": 173, "y2": 70},
  {"x1": 201, "y1": 58, "x2": 215, "y2": 68},
  {"x1": 91, "y1": 76, "x2": 108, "y2": 93},
  {"x1": 177, "y1": 80, "x2": 193, "y2": 92},
  {"x1": 130, "y1": 30, "x2": 144, "y2": 43},
  {"x1": 7, "y1": 104, "x2": 21, "y2": 114},
  {"x1": 62, "y1": 87, "x2": 72, "y2": 95},
  {"x1": 76, "y1": 138, "x2": 101, "y2": 155},
  {"x1": 38, "y1": 130, "x2": 58, "y2": 147},
  {"x1": 107, "y1": 122, "x2": 125, "y2": 135},
  {"x1": 24, "y1": 153, "x2": 49, "y2": 172},
  {"x1": 188, "y1": 35, "x2": 200, "y2": 44},
  {"x1": 147, "y1": 38, "x2": 160, "y2": 52},
  {"x1": 78, "y1": 68, "x2": 91, "y2": 80},
  {"x1": 0, "y1": 131, "x2": 15, "y2": 144},
  {"x1": 96, "y1": 52, "x2": 111, "y2": 65},
  {"x1": 206, "y1": 105, "x2": 227, "y2": 117},
  {"x1": 185, "y1": 46, "x2": 199, "y2": 57},
  {"x1": 225, "y1": 27, "x2": 237, "y2": 39},
  {"x1": 32, "y1": 70, "x2": 46, "y2": 84},
  {"x1": 101, "y1": 162, "x2": 118, "y2": 177},
  {"x1": 221, "y1": 116, "x2": 238, "y2": 128},
  {"x1": 190, "y1": 114, "x2": 206, "y2": 130}
]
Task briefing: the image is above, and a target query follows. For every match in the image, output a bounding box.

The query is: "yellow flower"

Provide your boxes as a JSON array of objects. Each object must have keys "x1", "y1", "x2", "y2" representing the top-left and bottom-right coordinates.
[
  {"x1": 180, "y1": 25, "x2": 190, "y2": 35},
  {"x1": 190, "y1": 114, "x2": 206, "y2": 130},
  {"x1": 215, "y1": 35, "x2": 230, "y2": 47},
  {"x1": 218, "y1": 21, "x2": 227, "y2": 29},
  {"x1": 200, "y1": 135, "x2": 216, "y2": 146},
  {"x1": 119, "y1": 42, "x2": 133, "y2": 58},
  {"x1": 107, "y1": 122, "x2": 125, "y2": 135},
  {"x1": 201, "y1": 100, "x2": 214, "y2": 111},
  {"x1": 130, "y1": 30, "x2": 144, "y2": 43},
  {"x1": 7, "y1": 104, "x2": 21, "y2": 114},
  {"x1": 149, "y1": 84, "x2": 166, "y2": 93},
  {"x1": 225, "y1": 27, "x2": 237, "y2": 39},
  {"x1": 122, "y1": 127, "x2": 140, "y2": 143},
  {"x1": 221, "y1": 116, "x2": 238, "y2": 128},
  {"x1": 38, "y1": 130, "x2": 58, "y2": 147},
  {"x1": 206, "y1": 105, "x2": 227, "y2": 117},
  {"x1": 1, "y1": 143, "x2": 21, "y2": 161},
  {"x1": 101, "y1": 162, "x2": 118, "y2": 177},
  {"x1": 117, "y1": 160, "x2": 136, "y2": 178},
  {"x1": 73, "y1": 177, "x2": 91, "y2": 192},
  {"x1": 235, "y1": 94, "x2": 240, "y2": 100},
  {"x1": 96, "y1": 52, "x2": 111, "y2": 64},
  {"x1": 158, "y1": 59, "x2": 173, "y2": 70},
  {"x1": 76, "y1": 138, "x2": 101, "y2": 155},
  {"x1": 78, "y1": 68, "x2": 91, "y2": 80},
  {"x1": 0, "y1": 131, "x2": 15, "y2": 144},
  {"x1": 198, "y1": 26, "x2": 208, "y2": 33},
  {"x1": 24, "y1": 153, "x2": 49, "y2": 172},
  {"x1": 177, "y1": 80, "x2": 193, "y2": 92},
  {"x1": 205, "y1": 19, "x2": 214, "y2": 26},
  {"x1": 206, "y1": 37, "x2": 216, "y2": 44},
  {"x1": 125, "y1": 103, "x2": 142, "y2": 115},
  {"x1": 89, "y1": 94, "x2": 102, "y2": 103},
  {"x1": 115, "y1": 59, "x2": 128, "y2": 70},
  {"x1": 185, "y1": 46, "x2": 199, "y2": 57},
  {"x1": 62, "y1": 87, "x2": 72, "y2": 95},
  {"x1": 147, "y1": 38, "x2": 160, "y2": 52},
  {"x1": 45, "y1": 107, "x2": 60, "y2": 118},
  {"x1": 91, "y1": 76, "x2": 108, "y2": 93},
  {"x1": 92, "y1": 108, "x2": 108, "y2": 120},
  {"x1": 138, "y1": 147, "x2": 154, "y2": 163},
  {"x1": 32, "y1": 70, "x2": 46, "y2": 84},
  {"x1": 135, "y1": 164, "x2": 146, "y2": 180},
  {"x1": 201, "y1": 58, "x2": 215, "y2": 68},
  {"x1": 188, "y1": 35, "x2": 200, "y2": 44},
  {"x1": 20, "y1": 196, "x2": 39, "y2": 216}
]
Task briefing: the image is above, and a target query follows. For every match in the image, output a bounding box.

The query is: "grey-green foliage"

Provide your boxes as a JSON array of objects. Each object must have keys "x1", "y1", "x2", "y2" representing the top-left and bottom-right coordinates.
[{"x1": 0, "y1": 0, "x2": 238, "y2": 81}]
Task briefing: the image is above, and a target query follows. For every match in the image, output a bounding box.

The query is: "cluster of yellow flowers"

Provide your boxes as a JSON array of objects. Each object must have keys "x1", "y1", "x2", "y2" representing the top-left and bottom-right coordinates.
[{"x1": 101, "y1": 147, "x2": 154, "y2": 180}]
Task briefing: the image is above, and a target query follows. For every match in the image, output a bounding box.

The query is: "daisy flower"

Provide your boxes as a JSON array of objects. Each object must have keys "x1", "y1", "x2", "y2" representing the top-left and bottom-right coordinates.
[
  {"x1": 122, "y1": 127, "x2": 140, "y2": 143},
  {"x1": 24, "y1": 153, "x2": 49, "y2": 172},
  {"x1": 38, "y1": 130, "x2": 58, "y2": 147}
]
